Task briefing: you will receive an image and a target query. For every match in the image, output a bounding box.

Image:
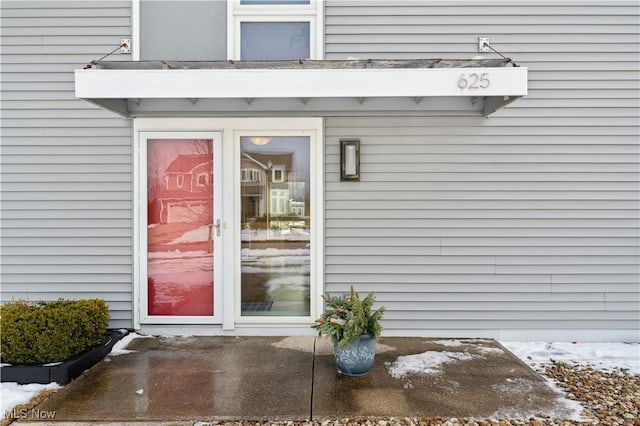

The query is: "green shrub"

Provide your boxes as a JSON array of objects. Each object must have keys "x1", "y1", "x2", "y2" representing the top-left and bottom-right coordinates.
[{"x1": 0, "y1": 299, "x2": 110, "y2": 365}]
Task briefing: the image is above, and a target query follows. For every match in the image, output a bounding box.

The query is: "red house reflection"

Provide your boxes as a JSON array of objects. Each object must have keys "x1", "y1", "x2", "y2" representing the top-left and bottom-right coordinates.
[
  {"x1": 154, "y1": 154, "x2": 213, "y2": 224},
  {"x1": 147, "y1": 141, "x2": 214, "y2": 317}
]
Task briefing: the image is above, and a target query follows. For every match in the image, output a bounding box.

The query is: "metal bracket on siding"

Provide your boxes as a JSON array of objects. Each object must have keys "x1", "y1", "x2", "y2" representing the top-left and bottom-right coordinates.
[
  {"x1": 478, "y1": 37, "x2": 490, "y2": 53},
  {"x1": 120, "y1": 39, "x2": 131, "y2": 54}
]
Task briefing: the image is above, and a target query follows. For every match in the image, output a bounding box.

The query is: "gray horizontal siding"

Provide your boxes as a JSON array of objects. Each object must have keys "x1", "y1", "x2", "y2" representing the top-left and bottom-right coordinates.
[
  {"x1": 324, "y1": 116, "x2": 639, "y2": 338},
  {"x1": 0, "y1": 1, "x2": 133, "y2": 328},
  {"x1": 324, "y1": 1, "x2": 639, "y2": 340}
]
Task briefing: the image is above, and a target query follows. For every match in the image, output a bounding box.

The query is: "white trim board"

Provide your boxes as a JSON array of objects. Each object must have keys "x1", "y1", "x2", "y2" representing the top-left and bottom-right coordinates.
[
  {"x1": 77, "y1": 67, "x2": 526, "y2": 99},
  {"x1": 76, "y1": 66, "x2": 526, "y2": 117}
]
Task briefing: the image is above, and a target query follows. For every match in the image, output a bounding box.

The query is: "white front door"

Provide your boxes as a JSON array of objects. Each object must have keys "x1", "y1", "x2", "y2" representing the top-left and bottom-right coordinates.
[
  {"x1": 139, "y1": 132, "x2": 223, "y2": 324},
  {"x1": 135, "y1": 118, "x2": 323, "y2": 331}
]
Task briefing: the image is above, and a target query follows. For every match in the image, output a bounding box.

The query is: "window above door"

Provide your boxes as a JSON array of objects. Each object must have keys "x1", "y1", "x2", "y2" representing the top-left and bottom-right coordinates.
[{"x1": 228, "y1": 0, "x2": 323, "y2": 60}]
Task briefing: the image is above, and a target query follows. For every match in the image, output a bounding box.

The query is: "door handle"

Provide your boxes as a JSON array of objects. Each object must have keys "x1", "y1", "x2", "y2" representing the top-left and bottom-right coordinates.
[{"x1": 214, "y1": 219, "x2": 221, "y2": 237}]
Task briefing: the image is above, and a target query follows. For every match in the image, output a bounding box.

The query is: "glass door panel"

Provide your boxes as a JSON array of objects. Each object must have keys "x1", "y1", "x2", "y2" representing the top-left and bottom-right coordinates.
[
  {"x1": 240, "y1": 136, "x2": 311, "y2": 317},
  {"x1": 146, "y1": 138, "x2": 215, "y2": 317}
]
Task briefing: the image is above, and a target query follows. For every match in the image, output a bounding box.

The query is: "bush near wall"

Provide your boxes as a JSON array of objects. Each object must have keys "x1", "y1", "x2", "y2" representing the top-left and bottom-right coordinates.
[{"x1": 0, "y1": 299, "x2": 110, "y2": 365}]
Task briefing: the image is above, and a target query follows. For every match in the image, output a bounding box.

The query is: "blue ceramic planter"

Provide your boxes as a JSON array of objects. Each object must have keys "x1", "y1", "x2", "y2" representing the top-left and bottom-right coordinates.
[{"x1": 333, "y1": 333, "x2": 376, "y2": 376}]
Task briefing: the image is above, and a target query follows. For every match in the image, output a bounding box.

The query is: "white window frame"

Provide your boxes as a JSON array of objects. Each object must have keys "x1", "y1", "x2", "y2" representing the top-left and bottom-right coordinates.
[
  {"x1": 228, "y1": 0, "x2": 324, "y2": 60},
  {"x1": 269, "y1": 188, "x2": 288, "y2": 215},
  {"x1": 272, "y1": 166, "x2": 285, "y2": 183},
  {"x1": 241, "y1": 168, "x2": 262, "y2": 183}
]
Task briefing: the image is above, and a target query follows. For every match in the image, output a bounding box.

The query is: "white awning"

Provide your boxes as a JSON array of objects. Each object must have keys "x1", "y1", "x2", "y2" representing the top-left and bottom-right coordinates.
[{"x1": 75, "y1": 59, "x2": 527, "y2": 117}]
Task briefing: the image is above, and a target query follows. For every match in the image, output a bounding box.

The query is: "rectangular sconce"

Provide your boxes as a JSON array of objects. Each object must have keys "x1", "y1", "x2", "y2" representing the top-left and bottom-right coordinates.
[{"x1": 340, "y1": 139, "x2": 360, "y2": 181}]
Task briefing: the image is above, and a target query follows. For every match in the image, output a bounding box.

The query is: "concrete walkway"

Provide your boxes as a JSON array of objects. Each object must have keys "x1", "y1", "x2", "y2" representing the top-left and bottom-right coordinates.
[{"x1": 20, "y1": 336, "x2": 574, "y2": 424}]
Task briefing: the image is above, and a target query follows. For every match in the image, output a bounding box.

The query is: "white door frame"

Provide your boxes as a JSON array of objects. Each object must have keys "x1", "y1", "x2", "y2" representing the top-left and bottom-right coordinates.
[{"x1": 133, "y1": 118, "x2": 324, "y2": 332}]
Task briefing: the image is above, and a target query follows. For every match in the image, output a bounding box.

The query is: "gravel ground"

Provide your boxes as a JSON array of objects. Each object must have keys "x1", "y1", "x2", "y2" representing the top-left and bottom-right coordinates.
[{"x1": 201, "y1": 361, "x2": 639, "y2": 426}]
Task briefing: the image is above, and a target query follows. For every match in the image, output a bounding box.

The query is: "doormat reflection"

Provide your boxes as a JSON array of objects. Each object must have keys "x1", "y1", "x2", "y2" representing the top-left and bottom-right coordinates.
[{"x1": 241, "y1": 301, "x2": 274, "y2": 312}]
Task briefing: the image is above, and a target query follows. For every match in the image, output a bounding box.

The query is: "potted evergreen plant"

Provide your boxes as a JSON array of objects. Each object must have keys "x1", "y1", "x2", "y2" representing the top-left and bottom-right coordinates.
[{"x1": 313, "y1": 286, "x2": 385, "y2": 376}]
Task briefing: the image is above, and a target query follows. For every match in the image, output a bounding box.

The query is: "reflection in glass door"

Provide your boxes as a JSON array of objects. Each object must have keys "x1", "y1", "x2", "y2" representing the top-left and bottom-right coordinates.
[
  {"x1": 240, "y1": 136, "x2": 311, "y2": 317},
  {"x1": 146, "y1": 138, "x2": 216, "y2": 317}
]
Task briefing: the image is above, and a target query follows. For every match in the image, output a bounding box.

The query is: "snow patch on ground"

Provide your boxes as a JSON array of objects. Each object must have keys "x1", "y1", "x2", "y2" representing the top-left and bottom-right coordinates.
[
  {"x1": 497, "y1": 342, "x2": 640, "y2": 422},
  {"x1": 430, "y1": 339, "x2": 505, "y2": 355},
  {"x1": 430, "y1": 339, "x2": 465, "y2": 347},
  {"x1": 489, "y1": 376, "x2": 586, "y2": 422},
  {"x1": 387, "y1": 351, "x2": 479, "y2": 378},
  {"x1": 109, "y1": 333, "x2": 154, "y2": 356},
  {"x1": 540, "y1": 377, "x2": 588, "y2": 422},
  {"x1": 474, "y1": 346, "x2": 505, "y2": 355},
  {"x1": 0, "y1": 383, "x2": 60, "y2": 414},
  {"x1": 501, "y1": 341, "x2": 640, "y2": 374}
]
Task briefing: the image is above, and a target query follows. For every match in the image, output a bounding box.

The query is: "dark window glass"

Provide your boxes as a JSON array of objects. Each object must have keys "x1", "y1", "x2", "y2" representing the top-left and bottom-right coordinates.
[
  {"x1": 240, "y1": 136, "x2": 311, "y2": 317},
  {"x1": 241, "y1": 22, "x2": 310, "y2": 60}
]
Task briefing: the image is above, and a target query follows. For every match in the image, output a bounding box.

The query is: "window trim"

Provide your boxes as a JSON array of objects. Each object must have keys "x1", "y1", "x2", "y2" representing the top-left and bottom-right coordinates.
[
  {"x1": 272, "y1": 166, "x2": 285, "y2": 183},
  {"x1": 132, "y1": 0, "x2": 140, "y2": 60},
  {"x1": 242, "y1": 168, "x2": 262, "y2": 183},
  {"x1": 269, "y1": 188, "x2": 289, "y2": 215},
  {"x1": 228, "y1": 0, "x2": 323, "y2": 60}
]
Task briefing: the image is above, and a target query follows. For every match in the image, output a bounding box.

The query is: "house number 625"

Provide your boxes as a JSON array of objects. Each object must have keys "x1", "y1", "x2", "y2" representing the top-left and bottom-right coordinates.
[{"x1": 458, "y1": 73, "x2": 490, "y2": 89}]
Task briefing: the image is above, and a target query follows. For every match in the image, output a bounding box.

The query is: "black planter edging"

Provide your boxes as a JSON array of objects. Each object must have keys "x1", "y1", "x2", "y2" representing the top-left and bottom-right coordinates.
[{"x1": 0, "y1": 329, "x2": 128, "y2": 385}]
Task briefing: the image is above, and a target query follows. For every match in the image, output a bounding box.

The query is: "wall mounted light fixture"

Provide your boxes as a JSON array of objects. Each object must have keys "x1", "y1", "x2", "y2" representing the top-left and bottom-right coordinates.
[{"x1": 340, "y1": 139, "x2": 360, "y2": 181}]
